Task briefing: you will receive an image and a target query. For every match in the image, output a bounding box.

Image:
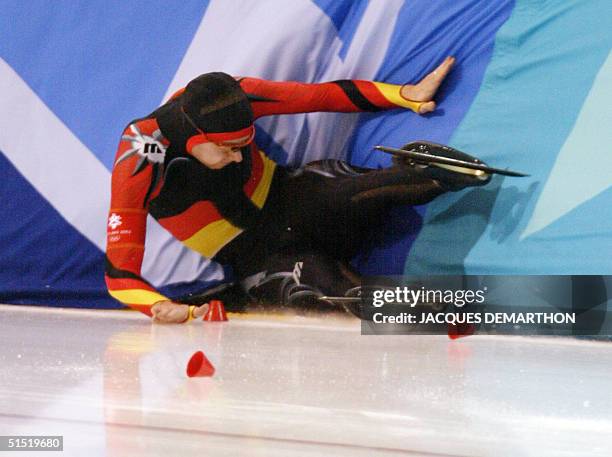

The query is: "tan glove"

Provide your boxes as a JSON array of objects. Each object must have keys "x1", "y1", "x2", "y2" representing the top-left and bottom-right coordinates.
[{"x1": 151, "y1": 301, "x2": 209, "y2": 324}]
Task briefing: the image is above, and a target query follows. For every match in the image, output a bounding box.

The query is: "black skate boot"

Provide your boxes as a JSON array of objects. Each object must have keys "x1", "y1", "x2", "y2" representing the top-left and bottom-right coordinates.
[{"x1": 394, "y1": 141, "x2": 492, "y2": 191}]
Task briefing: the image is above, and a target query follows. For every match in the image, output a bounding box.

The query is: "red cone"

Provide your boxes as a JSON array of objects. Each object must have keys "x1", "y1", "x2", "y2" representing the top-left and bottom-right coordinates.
[
  {"x1": 186, "y1": 351, "x2": 215, "y2": 377},
  {"x1": 204, "y1": 299, "x2": 228, "y2": 322},
  {"x1": 448, "y1": 322, "x2": 475, "y2": 340}
]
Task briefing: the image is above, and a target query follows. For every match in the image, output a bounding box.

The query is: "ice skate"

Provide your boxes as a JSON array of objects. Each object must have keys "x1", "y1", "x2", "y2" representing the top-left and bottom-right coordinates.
[{"x1": 377, "y1": 141, "x2": 528, "y2": 191}]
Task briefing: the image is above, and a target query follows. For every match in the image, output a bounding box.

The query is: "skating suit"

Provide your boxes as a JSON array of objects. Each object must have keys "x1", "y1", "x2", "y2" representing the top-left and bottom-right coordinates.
[{"x1": 105, "y1": 77, "x2": 424, "y2": 316}]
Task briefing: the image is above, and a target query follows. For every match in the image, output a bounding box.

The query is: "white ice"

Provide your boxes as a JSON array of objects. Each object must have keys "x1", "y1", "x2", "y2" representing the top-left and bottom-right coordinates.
[{"x1": 0, "y1": 304, "x2": 611, "y2": 456}]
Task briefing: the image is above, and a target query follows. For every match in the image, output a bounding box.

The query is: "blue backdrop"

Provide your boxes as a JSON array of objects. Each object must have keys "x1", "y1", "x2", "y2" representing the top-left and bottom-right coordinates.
[{"x1": 0, "y1": 0, "x2": 610, "y2": 309}]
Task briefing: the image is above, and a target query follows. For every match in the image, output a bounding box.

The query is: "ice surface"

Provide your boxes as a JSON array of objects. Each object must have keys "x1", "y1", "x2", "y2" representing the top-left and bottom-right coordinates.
[{"x1": 0, "y1": 304, "x2": 611, "y2": 456}]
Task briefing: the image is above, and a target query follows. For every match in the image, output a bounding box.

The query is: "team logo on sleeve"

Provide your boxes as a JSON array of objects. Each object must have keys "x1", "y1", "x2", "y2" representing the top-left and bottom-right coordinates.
[
  {"x1": 107, "y1": 211, "x2": 138, "y2": 244},
  {"x1": 108, "y1": 213, "x2": 122, "y2": 230},
  {"x1": 115, "y1": 124, "x2": 167, "y2": 175}
]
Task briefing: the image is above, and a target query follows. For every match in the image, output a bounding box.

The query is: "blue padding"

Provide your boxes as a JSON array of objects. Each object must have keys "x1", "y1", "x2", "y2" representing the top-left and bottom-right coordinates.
[
  {"x1": 351, "y1": 0, "x2": 515, "y2": 275},
  {"x1": 406, "y1": 0, "x2": 612, "y2": 275},
  {"x1": 0, "y1": 152, "x2": 222, "y2": 309},
  {"x1": 254, "y1": 120, "x2": 292, "y2": 166},
  {"x1": 311, "y1": 0, "x2": 368, "y2": 60},
  {"x1": 0, "y1": 0, "x2": 209, "y2": 171},
  {"x1": 311, "y1": 0, "x2": 353, "y2": 32},
  {"x1": 0, "y1": 151, "x2": 117, "y2": 308}
]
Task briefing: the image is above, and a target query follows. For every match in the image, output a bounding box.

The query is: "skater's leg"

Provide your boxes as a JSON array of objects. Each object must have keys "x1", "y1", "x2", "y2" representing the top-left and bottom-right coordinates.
[
  {"x1": 276, "y1": 162, "x2": 444, "y2": 258},
  {"x1": 239, "y1": 249, "x2": 359, "y2": 310},
  {"x1": 297, "y1": 159, "x2": 444, "y2": 205}
]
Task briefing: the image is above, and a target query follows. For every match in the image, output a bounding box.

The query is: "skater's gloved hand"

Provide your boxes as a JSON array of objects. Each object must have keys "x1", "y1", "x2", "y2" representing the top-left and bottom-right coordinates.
[
  {"x1": 151, "y1": 301, "x2": 209, "y2": 324},
  {"x1": 400, "y1": 56, "x2": 455, "y2": 114}
]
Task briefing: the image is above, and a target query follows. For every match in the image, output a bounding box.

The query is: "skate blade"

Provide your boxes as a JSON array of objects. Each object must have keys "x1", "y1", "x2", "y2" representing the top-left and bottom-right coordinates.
[
  {"x1": 318, "y1": 296, "x2": 361, "y2": 303},
  {"x1": 375, "y1": 145, "x2": 529, "y2": 178},
  {"x1": 430, "y1": 162, "x2": 490, "y2": 180}
]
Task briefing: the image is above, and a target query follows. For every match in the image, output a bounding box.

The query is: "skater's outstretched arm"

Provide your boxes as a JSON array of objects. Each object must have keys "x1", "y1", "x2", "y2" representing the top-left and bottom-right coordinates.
[{"x1": 238, "y1": 56, "x2": 455, "y2": 118}]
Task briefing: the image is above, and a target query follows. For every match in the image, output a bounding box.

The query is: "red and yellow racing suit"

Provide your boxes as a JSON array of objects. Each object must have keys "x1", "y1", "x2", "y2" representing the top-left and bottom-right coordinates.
[{"x1": 105, "y1": 77, "x2": 424, "y2": 316}]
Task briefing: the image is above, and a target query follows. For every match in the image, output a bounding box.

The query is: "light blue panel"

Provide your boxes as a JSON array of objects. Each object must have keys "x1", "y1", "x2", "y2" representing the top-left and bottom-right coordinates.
[
  {"x1": 521, "y1": 51, "x2": 612, "y2": 239},
  {"x1": 406, "y1": 0, "x2": 612, "y2": 275}
]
